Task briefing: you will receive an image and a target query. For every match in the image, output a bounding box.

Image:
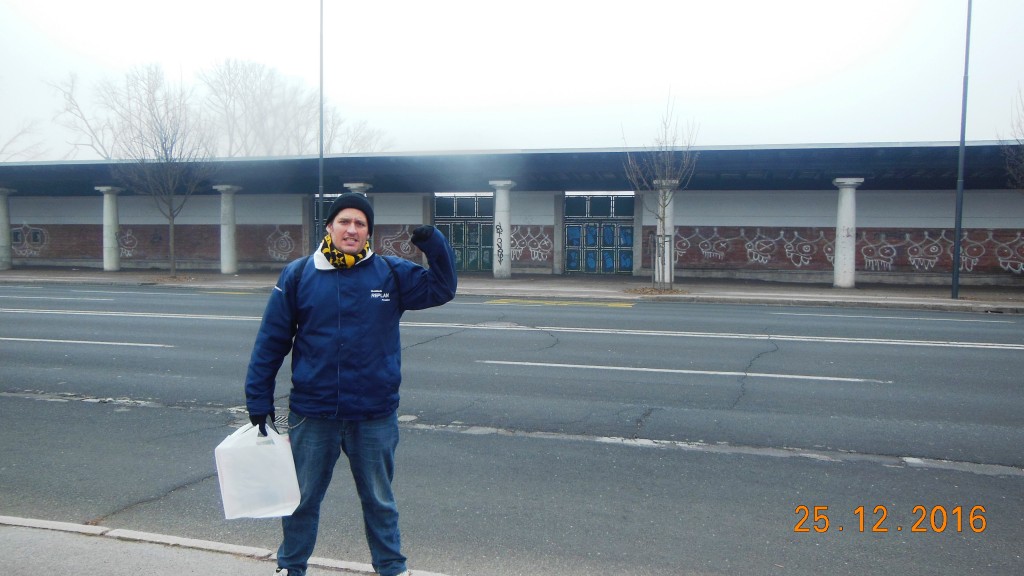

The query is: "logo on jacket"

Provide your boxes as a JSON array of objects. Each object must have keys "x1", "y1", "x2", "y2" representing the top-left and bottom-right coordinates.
[{"x1": 370, "y1": 289, "x2": 392, "y2": 302}]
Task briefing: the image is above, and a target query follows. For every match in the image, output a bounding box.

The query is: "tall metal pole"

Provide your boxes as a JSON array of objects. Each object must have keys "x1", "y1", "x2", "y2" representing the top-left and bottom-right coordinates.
[
  {"x1": 316, "y1": 0, "x2": 325, "y2": 250},
  {"x1": 952, "y1": 0, "x2": 972, "y2": 299}
]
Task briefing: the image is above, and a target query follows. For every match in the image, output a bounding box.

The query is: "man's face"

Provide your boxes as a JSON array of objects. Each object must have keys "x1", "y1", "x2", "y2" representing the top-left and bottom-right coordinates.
[{"x1": 326, "y1": 207, "x2": 370, "y2": 255}]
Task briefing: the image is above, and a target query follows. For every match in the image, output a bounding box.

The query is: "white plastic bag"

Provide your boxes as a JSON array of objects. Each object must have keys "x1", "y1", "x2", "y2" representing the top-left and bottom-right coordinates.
[{"x1": 215, "y1": 424, "x2": 300, "y2": 519}]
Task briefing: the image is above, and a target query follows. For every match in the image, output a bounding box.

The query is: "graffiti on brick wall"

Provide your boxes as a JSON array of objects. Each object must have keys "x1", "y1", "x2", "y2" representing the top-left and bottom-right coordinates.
[
  {"x1": 511, "y1": 226, "x2": 553, "y2": 262},
  {"x1": 117, "y1": 229, "x2": 138, "y2": 257},
  {"x1": 674, "y1": 228, "x2": 837, "y2": 268},
  {"x1": 266, "y1": 226, "x2": 296, "y2": 261},
  {"x1": 12, "y1": 224, "x2": 48, "y2": 256},
  {"x1": 861, "y1": 230, "x2": 1024, "y2": 273},
  {"x1": 664, "y1": 227, "x2": 1024, "y2": 274},
  {"x1": 378, "y1": 225, "x2": 418, "y2": 259},
  {"x1": 995, "y1": 232, "x2": 1024, "y2": 273}
]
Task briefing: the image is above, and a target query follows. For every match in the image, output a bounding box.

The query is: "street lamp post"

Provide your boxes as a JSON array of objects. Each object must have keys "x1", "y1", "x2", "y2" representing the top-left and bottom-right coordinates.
[
  {"x1": 952, "y1": 0, "x2": 973, "y2": 299},
  {"x1": 316, "y1": 0, "x2": 325, "y2": 250}
]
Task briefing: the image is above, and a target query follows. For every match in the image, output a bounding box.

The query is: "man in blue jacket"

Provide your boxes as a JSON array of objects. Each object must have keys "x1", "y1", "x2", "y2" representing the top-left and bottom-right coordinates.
[{"x1": 245, "y1": 192, "x2": 457, "y2": 576}]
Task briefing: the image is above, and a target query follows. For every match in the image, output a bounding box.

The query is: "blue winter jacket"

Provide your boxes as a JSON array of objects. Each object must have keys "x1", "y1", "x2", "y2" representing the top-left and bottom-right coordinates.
[{"x1": 244, "y1": 229, "x2": 457, "y2": 421}]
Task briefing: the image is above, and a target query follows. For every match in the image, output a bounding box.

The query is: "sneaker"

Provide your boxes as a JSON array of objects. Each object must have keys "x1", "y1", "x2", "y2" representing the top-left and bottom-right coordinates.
[{"x1": 275, "y1": 569, "x2": 292, "y2": 575}]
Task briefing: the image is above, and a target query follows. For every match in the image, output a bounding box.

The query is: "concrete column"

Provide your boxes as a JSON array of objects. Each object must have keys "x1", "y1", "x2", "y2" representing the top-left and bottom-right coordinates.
[
  {"x1": 489, "y1": 180, "x2": 515, "y2": 279},
  {"x1": 421, "y1": 192, "x2": 433, "y2": 266},
  {"x1": 344, "y1": 182, "x2": 373, "y2": 196},
  {"x1": 0, "y1": 188, "x2": 13, "y2": 271},
  {"x1": 632, "y1": 190, "x2": 646, "y2": 277},
  {"x1": 214, "y1": 185, "x2": 242, "y2": 274},
  {"x1": 96, "y1": 186, "x2": 123, "y2": 272},
  {"x1": 832, "y1": 178, "x2": 864, "y2": 288},
  {"x1": 553, "y1": 191, "x2": 565, "y2": 274}
]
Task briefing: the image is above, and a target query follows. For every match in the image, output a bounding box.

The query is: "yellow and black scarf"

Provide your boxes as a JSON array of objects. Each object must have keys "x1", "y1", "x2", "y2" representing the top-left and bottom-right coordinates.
[{"x1": 321, "y1": 234, "x2": 370, "y2": 269}]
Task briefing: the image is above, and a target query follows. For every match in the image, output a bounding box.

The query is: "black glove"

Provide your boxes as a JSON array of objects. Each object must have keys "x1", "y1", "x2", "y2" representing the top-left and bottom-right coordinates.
[
  {"x1": 249, "y1": 412, "x2": 275, "y2": 436},
  {"x1": 411, "y1": 225, "x2": 434, "y2": 245}
]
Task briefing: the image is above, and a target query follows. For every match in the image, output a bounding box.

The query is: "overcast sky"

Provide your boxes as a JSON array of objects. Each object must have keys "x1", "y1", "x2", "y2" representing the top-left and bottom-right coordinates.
[{"x1": 2, "y1": 0, "x2": 1022, "y2": 161}]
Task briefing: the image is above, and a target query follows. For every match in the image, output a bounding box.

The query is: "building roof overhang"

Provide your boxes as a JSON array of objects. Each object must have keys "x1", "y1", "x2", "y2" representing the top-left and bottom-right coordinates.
[{"x1": 0, "y1": 141, "x2": 1014, "y2": 197}]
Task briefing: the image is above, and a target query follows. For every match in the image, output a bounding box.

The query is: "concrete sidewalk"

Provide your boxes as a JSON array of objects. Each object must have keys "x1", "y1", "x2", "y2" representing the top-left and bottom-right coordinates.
[{"x1": 1, "y1": 266, "x2": 1022, "y2": 313}]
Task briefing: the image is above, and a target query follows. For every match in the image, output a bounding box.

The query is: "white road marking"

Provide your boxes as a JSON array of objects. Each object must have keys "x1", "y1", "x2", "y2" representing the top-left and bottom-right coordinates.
[
  {"x1": 0, "y1": 295, "x2": 114, "y2": 301},
  {"x1": 404, "y1": 321, "x2": 1024, "y2": 351},
  {"x1": 770, "y1": 311, "x2": 1014, "y2": 324},
  {"x1": 0, "y1": 308, "x2": 260, "y2": 321},
  {"x1": 2, "y1": 309, "x2": 1021, "y2": 350},
  {"x1": 479, "y1": 360, "x2": 893, "y2": 384},
  {"x1": 405, "y1": 421, "x2": 1024, "y2": 478},
  {"x1": 0, "y1": 337, "x2": 173, "y2": 348}
]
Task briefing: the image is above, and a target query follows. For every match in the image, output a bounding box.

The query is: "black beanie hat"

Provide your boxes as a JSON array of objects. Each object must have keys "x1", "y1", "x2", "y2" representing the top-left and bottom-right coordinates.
[{"x1": 326, "y1": 192, "x2": 374, "y2": 235}]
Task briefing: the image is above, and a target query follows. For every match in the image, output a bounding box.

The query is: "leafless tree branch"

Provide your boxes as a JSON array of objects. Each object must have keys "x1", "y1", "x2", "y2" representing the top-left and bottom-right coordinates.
[
  {"x1": 623, "y1": 96, "x2": 700, "y2": 289},
  {"x1": 199, "y1": 59, "x2": 391, "y2": 157},
  {"x1": 0, "y1": 120, "x2": 48, "y2": 162}
]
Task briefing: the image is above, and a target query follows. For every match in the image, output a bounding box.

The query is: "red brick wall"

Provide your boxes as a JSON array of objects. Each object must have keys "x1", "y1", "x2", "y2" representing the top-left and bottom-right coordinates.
[{"x1": 639, "y1": 226, "x2": 1024, "y2": 275}]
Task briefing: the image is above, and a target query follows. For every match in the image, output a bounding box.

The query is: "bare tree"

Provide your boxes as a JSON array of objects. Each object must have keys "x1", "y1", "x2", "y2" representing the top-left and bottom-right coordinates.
[
  {"x1": 1005, "y1": 88, "x2": 1024, "y2": 190},
  {"x1": 54, "y1": 65, "x2": 216, "y2": 277},
  {"x1": 199, "y1": 59, "x2": 391, "y2": 157},
  {"x1": 624, "y1": 99, "x2": 699, "y2": 290},
  {"x1": 52, "y1": 74, "x2": 116, "y2": 160},
  {"x1": 1, "y1": 120, "x2": 47, "y2": 162}
]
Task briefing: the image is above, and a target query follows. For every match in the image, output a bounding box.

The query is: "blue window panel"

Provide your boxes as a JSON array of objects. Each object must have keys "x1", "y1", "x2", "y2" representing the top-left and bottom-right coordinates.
[
  {"x1": 590, "y1": 197, "x2": 612, "y2": 217},
  {"x1": 584, "y1": 250, "x2": 599, "y2": 272},
  {"x1": 619, "y1": 226, "x2": 633, "y2": 248},
  {"x1": 435, "y1": 223, "x2": 452, "y2": 241},
  {"x1": 615, "y1": 196, "x2": 635, "y2": 217},
  {"x1": 482, "y1": 248, "x2": 492, "y2": 269},
  {"x1": 619, "y1": 250, "x2": 633, "y2": 271},
  {"x1": 566, "y1": 225, "x2": 582, "y2": 248},
  {"x1": 565, "y1": 197, "x2": 588, "y2": 217},
  {"x1": 602, "y1": 225, "x2": 616, "y2": 247},
  {"x1": 584, "y1": 224, "x2": 599, "y2": 247},
  {"x1": 566, "y1": 249, "x2": 581, "y2": 271},
  {"x1": 456, "y1": 197, "x2": 477, "y2": 217},
  {"x1": 451, "y1": 223, "x2": 466, "y2": 244},
  {"x1": 465, "y1": 248, "x2": 479, "y2": 270},
  {"x1": 454, "y1": 248, "x2": 464, "y2": 268},
  {"x1": 478, "y1": 196, "x2": 495, "y2": 217},
  {"x1": 435, "y1": 197, "x2": 456, "y2": 217},
  {"x1": 602, "y1": 250, "x2": 616, "y2": 273},
  {"x1": 468, "y1": 223, "x2": 480, "y2": 245}
]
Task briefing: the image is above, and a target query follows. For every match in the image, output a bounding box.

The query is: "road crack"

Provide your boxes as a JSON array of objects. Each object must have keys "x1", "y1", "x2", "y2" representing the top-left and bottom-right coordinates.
[
  {"x1": 729, "y1": 336, "x2": 780, "y2": 410},
  {"x1": 85, "y1": 472, "x2": 216, "y2": 526}
]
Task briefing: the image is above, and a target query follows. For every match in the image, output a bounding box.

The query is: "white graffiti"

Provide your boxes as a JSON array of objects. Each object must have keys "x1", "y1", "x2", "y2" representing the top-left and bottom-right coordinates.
[
  {"x1": 994, "y1": 232, "x2": 1024, "y2": 273},
  {"x1": 666, "y1": 227, "x2": 1022, "y2": 275},
  {"x1": 117, "y1": 228, "x2": 138, "y2": 257},
  {"x1": 380, "y1": 225, "x2": 417, "y2": 257},
  {"x1": 12, "y1": 223, "x2": 48, "y2": 257},
  {"x1": 511, "y1": 226, "x2": 553, "y2": 261},
  {"x1": 266, "y1": 226, "x2": 295, "y2": 261},
  {"x1": 861, "y1": 234, "x2": 898, "y2": 271},
  {"x1": 744, "y1": 229, "x2": 782, "y2": 265},
  {"x1": 906, "y1": 231, "x2": 948, "y2": 271},
  {"x1": 784, "y1": 231, "x2": 827, "y2": 267}
]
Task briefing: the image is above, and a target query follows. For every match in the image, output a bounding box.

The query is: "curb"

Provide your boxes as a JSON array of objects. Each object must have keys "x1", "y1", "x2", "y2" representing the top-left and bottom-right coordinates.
[{"x1": 0, "y1": 515, "x2": 455, "y2": 576}]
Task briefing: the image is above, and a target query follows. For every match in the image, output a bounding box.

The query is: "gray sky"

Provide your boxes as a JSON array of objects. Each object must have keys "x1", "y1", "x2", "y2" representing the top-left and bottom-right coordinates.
[{"x1": 2, "y1": 0, "x2": 1022, "y2": 160}]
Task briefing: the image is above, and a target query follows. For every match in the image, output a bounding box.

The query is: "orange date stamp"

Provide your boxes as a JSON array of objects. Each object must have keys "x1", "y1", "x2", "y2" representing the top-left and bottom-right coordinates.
[{"x1": 794, "y1": 505, "x2": 987, "y2": 533}]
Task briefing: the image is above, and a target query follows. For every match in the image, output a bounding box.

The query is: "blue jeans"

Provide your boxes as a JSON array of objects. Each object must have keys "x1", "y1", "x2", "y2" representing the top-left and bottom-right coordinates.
[{"x1": 277, "y1": 411, "x2": 407, "y2": 576}]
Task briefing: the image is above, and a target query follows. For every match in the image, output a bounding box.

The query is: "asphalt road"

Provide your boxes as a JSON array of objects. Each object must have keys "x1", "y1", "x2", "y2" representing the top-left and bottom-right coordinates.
[{"x1": 1, "y1": 283, "x2": 1022, "y2": 575}]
